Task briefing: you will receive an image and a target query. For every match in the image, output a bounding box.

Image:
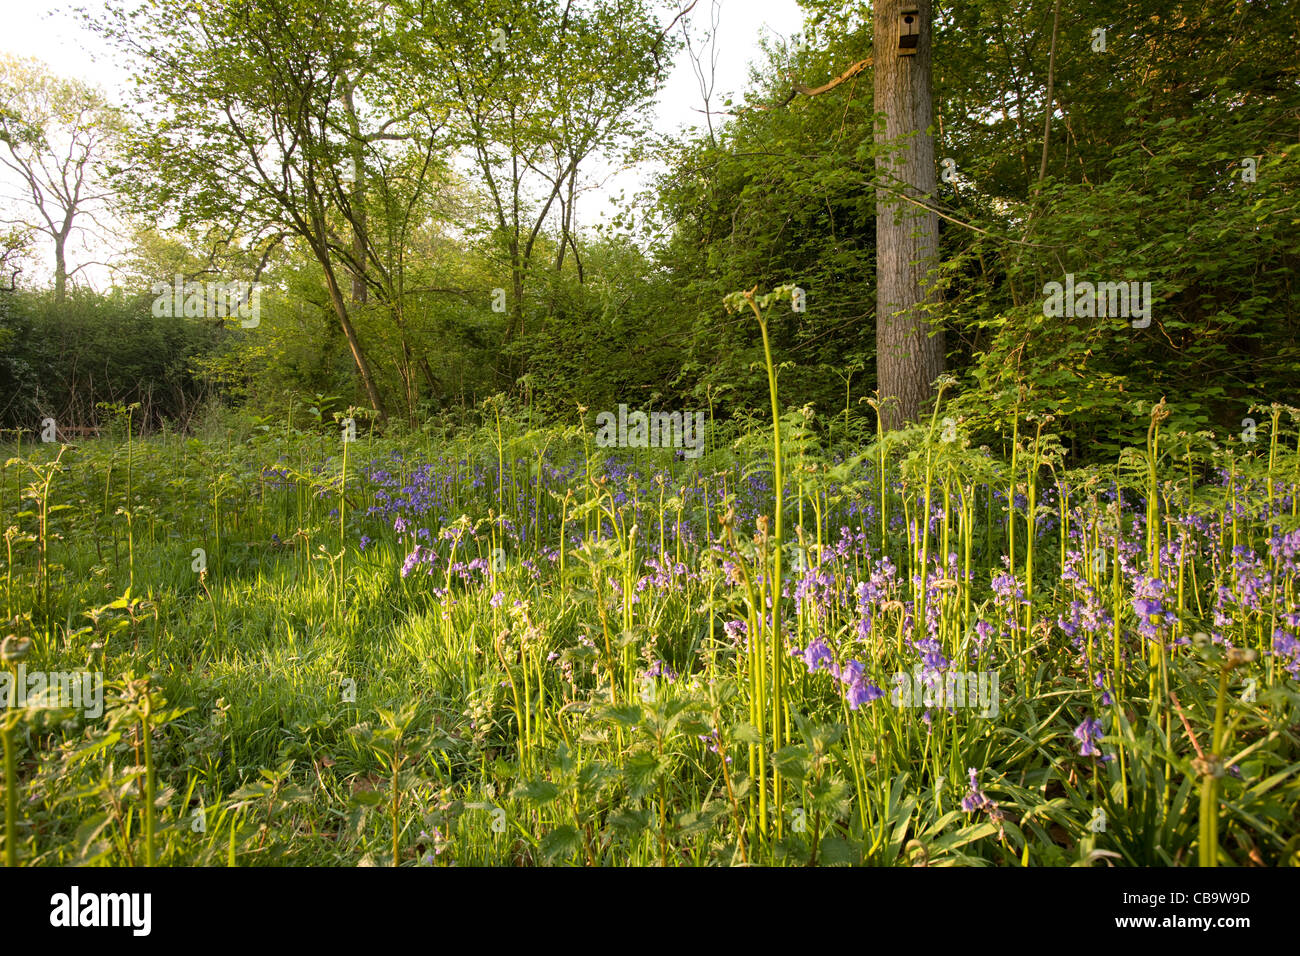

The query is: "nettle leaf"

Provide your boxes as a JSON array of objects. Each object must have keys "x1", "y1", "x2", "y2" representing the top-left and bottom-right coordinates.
[
  {"x1": 73, "y1": 811, "x2": 114, "y2": 864},
  {"x1": 606, "y1": 807, "x2": 652, "y2": 836},
  {"x1": 773, "y1": 743, "x2": 810, "y2": 781},
  {"x1": 674, "y1": 712, "x2": 712, "y2": 737},
  {"x1": 730, "y1": 722, "x2": 761, "y2": 746},
  {"x1": 348, "y1": 789, "x2": 384, "y2": 808},
  {"x1": 576, "y1": 760, "x2": 617, "y2": 793},
  {"x1": 622, "y1": 750, "x2": 666, "y2": 800},
  {"x1": 797, "y1": 716, "x2": 843, "y2": 753},
  {"x1": 809, "y1": 776, "x2": 852, "y2": 816},
  {"x1": 731, "y1": 775, "x2": 753, "y2": 802},
  {"x1": 551, "y1": 741, "x2": 576, "y2": 776},
  {"x1": 817, "y1": 835, "x2": 858, "y2": 866},
  {"x1": 227, "y1": 781, "x2": 274, "y2": 804},
  {"x1": 539, "y1": 824, "x2": 582, "y2": 863},
  {"x1": 514, "y1": 779, "x2": 561, "y2": 805},
  {"x1": 676, "y1": 803, "x2": 727, "y2": 837},
  {"x1": 662, "y1": 698, "x2": 706, "y2": 735},
  {"x1": 565, "y1": 643, "x2": 598, "y2": 662},
  {"x1": 601, "y1": 703, "x2": 643, "y2": 727}
]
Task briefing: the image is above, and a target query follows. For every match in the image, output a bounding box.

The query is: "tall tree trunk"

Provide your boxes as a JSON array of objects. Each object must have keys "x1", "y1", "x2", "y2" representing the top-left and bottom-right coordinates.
[{"x1": 873, "y1": 0, "x2": 943, "y2": 429}]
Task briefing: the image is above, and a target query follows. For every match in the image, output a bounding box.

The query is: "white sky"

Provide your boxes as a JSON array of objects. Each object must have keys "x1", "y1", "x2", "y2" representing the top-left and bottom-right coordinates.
[{"x1": 0, "y1": 0, "x2": 807, "y2": 291}]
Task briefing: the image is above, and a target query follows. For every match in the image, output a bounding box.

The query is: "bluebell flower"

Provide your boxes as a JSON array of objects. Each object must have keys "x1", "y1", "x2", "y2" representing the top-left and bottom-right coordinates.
[
  {"x1": 960, "y1": 767, "x2": 991, "y2": 813},
  {"x1": 846, "y1": 676, "x2": 884, "y2": 710},
  {"x1": 801, "y1": 637, "x2": 834, "y2": 674},
  {"x1": 1074, "y1": 716, "x2": 1104, "y2": 757}
]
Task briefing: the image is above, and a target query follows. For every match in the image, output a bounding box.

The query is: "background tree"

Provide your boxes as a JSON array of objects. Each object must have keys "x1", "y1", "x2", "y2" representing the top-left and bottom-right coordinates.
[
  {"x1": 92, "y1": 0, "x2": 459, "y2": 420},
  {"x1": 0, "y1": 56, "x2": 122, "y2": 304},
  {"x1": 421, "y1": 0, "x2": 680, "y2": 371}
]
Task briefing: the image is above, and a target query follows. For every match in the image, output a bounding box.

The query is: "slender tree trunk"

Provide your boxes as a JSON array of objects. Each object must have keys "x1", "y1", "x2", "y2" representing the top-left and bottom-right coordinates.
[
  {"x1": 1037, "y1": 0, "x2": 1062, "y2": 188},
  {"x1": 507, "y1": 136, "x2": 525, "y2": 346},
  {"x1": 350, "y1": 206, "x2": 367, "y2": 303},
  {"x1": 53, "y1": 233, "x2": 67, "y2": 305},
  {"x1": 400, "y1": 339, "x2": 415, "y2": 426},
  {"x1": 318, "y1": 249, "x2": 386, "y2": 421},
  {"x1": 419, "y1": 357, "x2": 438, "y2": 397},
  {"x1": 342, "y1": 78, "x2": 369, "y2": 305},
  {"x1": 510, "y1": 240, "x2": 524, "y2": 340},
  {"x1": 873, "y1": 0, "x2": 943, "y2": 429}
]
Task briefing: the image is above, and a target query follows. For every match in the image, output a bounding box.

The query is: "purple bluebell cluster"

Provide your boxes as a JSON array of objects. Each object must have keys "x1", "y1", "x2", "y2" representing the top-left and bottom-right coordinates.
[{"x1": 330, "y1": 438, "x2": 1298, "y2": 783}]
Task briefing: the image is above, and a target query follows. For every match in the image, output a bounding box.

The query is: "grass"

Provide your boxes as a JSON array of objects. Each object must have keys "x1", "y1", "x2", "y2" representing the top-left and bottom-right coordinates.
[{"x1": 0, "y1": 390, "x2": 1298, "y2": 867}]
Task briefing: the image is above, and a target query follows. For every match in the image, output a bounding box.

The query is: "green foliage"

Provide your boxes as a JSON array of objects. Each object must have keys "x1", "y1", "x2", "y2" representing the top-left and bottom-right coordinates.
[
  {"x1": 0, "y1": 290, "x2": 223, "y2": 432},
  {"x1": 3, "y1": 399, "x2": 1298, "y2": 866}
]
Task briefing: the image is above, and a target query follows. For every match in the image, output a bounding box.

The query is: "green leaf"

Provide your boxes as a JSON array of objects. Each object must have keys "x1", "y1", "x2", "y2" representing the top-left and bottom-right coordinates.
[
  {"x1": 514, "y1": 780, "x2": 561, "y2": 805},
  {"x1": 539, "y1": 825, "x2": 582, "y2": 863}
]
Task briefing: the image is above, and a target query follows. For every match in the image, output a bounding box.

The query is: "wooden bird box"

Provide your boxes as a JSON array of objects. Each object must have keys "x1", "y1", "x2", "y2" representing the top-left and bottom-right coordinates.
[{"x1": 899, "y1": 6, "x2": 920, "y2": 55}]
